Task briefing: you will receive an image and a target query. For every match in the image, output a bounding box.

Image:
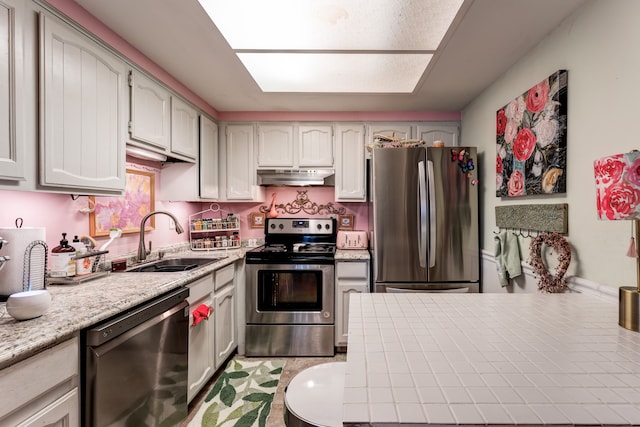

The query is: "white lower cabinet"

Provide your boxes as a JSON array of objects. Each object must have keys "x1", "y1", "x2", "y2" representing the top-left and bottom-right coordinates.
[
  {"x1": 186, "y1": 263, "x2": 237, "y2": 403},
  {"x1": 0, "y1": 336, "x2": 79, "y2": 426},
  {"x1": 335, "y1": 260, "x2": 369, "y2": 348},
  {"x1": 187, "y1": 274, "x2": 216, "y2": 403},
  {"x1": 214, "y1": 263, "x2": 236, "y2": 369}
]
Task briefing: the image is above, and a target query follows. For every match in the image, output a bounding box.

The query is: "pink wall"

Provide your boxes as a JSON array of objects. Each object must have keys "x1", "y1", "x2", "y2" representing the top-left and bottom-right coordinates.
[
  {"x1": 207, "y1": 187, "x2": 368, "y2": 241},
  {"x1": 0, "y1": 162, "x2": 367, "y2": 260},
  {"x1": 0, "y1": 160, "x2": 200, "y2": 259}
]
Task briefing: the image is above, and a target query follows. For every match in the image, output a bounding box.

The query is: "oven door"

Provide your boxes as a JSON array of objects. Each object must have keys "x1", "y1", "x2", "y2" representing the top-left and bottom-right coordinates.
[{"x1": 246, "y1": 263, "x2": 334, "y2": 325}]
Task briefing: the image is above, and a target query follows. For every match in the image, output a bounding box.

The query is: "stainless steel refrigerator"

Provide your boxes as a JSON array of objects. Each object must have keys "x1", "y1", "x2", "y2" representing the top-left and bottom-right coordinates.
[{"x1": 369, "y1": 146, "x2": 480, "y2": 293}]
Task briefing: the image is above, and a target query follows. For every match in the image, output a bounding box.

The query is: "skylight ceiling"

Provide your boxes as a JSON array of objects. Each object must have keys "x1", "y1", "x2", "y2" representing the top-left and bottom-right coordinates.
[{"x1": 197, "y1": 0, "x2": 464, "y2": 94}]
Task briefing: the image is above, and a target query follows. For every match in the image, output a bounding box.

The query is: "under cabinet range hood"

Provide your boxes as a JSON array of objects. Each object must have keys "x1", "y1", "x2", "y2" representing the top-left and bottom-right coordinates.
[{"x1": 257, "y1": 169, "x2": 335, "y2": 186}]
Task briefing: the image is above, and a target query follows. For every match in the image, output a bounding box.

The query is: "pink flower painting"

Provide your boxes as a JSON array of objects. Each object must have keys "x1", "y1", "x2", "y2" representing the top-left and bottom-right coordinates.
[
  {"x1": 496, "y1": 70, "x2": 567, "y2": 197},
  {"x1": 89, "y1": 169, "x2": 155, "y2": 236},
  {"x1": 594, "y1": 152, "x2": 640, "y2": 220}
]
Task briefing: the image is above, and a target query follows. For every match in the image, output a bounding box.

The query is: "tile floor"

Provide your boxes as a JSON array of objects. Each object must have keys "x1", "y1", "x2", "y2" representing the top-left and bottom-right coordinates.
[{"x1": 182, "y1": 352, "x2": 346, "y2": 427}]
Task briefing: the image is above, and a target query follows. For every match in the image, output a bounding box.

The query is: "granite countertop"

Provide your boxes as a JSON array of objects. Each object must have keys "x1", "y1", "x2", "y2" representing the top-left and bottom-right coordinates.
[
  {"x1": 344, "y1": 293, "x2": 640, "y2": 426},
  {"x1": 0, "y1": 250, "x2": 244, "y2": 369},
  {"x1": 335, "y1": 249, "x2": 370, "y2": 260}
]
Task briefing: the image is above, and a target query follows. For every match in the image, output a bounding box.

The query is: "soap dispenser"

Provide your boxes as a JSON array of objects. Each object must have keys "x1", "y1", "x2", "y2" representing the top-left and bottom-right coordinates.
[{"x1": 50, "y1": 233, "x2": 76, "y2": 278}]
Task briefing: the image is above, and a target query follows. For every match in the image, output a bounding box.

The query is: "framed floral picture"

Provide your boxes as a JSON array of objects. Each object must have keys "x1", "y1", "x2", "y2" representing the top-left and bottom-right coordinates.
[
  {"x1": 338, "y1": 214, "x2": 355, "y2": 231},
  {"x1": 89, "y1": 169, "x2": 155, "y2": 236},
  {"x1": 496, "y1": 70, "x2": 568, "y2": 197}
]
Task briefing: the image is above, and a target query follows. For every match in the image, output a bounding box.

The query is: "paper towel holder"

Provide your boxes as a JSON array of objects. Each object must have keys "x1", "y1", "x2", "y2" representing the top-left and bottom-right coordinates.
[{"x1": 22, "y1": 240, "x2": 48, "y2": 292}]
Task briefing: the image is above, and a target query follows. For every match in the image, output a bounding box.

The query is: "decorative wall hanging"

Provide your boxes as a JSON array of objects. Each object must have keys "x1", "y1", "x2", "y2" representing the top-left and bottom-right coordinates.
[
  {"x1": 89, "y1": 169, "x2": 154, "y2": 236},
  {"x1": 338, "y1": 214, "x2": 355, "y2": 230},
  {"x1": 259, "y1": 190, "x2": 346, "y2": 216},
  {"x1": 249, "y1": 212, "x2": 266, "y2": 228},
  {"x1": 528, "y1": 232, "x2": 571, "y2": 293},
  {"x1": 496, "y1": 69, "x2": 568, "y2": 197}
]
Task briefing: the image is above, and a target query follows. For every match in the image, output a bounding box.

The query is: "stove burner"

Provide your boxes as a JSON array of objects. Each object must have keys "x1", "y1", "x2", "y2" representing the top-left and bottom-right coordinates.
[
  {"x1": 293, "y1": 243, "x2": 335, "y2": 253},
  {"x1": 262, "y1": 244, "x2": 287, "y2": 253}
]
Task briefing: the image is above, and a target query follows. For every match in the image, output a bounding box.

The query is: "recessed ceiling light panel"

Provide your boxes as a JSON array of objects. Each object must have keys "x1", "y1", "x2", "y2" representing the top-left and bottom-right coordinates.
[
  {"x1": 237, "y1": 53, "x2": 432, "y2": 93},
  {"x1": 198, "y1": 0, "x2": 464, "y2": 51}
]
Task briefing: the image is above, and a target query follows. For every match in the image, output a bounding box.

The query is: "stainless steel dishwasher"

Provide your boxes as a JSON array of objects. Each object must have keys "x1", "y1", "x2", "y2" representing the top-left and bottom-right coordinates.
[{"x1": 83, "y1": 287, "x2": 189, "y2": 427}]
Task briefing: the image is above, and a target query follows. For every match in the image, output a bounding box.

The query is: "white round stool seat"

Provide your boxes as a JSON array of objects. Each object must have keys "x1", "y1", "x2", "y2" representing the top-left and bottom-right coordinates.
[{"x1": 284, "y1": 361, "x2": 346, "y2": 427}]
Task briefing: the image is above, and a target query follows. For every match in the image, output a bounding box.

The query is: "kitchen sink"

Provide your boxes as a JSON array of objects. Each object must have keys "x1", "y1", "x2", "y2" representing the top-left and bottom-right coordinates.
[{"x1": 126, "y1": 256, "x2": 226, "y2": 273}]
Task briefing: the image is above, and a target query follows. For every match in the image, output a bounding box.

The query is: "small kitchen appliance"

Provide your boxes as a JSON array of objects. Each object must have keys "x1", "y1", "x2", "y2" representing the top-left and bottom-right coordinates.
[
  {"x1": 336, "y1": 230, "x2": 368, "y2": 249},
  {"x1": 245, "y1": 218, "x2": 337, "y2": 357}
]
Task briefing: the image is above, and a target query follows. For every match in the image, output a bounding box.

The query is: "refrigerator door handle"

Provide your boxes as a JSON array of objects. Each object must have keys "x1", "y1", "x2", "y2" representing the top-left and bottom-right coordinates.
[
  {"x1": 417, "y1": 160, "x2": 427, "y2": 268},
  {"x1": 427, "y1": 160, "x2": 436, "y2": 268}
]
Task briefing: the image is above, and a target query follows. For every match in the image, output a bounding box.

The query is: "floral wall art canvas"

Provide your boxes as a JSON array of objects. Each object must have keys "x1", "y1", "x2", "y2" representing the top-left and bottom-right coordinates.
[
  {"x1": 496, "y1": 70, "x2": 568, "y2": 197},
  {"x1": 89, "y1": 169, "x2": 155, "y2": 236}
]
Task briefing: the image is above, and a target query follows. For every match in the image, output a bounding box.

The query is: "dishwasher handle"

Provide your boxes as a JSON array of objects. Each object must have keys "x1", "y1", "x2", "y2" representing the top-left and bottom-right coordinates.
[{"x1": 85, "y1": 287, "x2": 189, "y2": 346}]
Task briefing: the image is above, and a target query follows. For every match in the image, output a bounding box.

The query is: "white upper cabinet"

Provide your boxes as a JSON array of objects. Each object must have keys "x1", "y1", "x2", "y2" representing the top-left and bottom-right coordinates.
[
  {"x1": 129, "y1": 70, "x2": 197, "y2": 162},
  {"x1": 0, "y1": 0, "x2": 25, "y2": 181},
  {"x1": 200, "y1": 115, "x2": 219, "y2": 199},
  {"x1": 256, "y1": 123, "x2": 334, "y2": 169},
  {"x1": 368, "y1": 123, "x2": 412, "y2": 142},
  {"x1": 225, "y1": 124, "x2": 258, "y2": 200},
  {"x1": 171, "y1": 96, "x2": 198, "y2": 159},
  {"x1": 335, "y1": 124, "x2": 366, "y2": 201},
  {"x1": 298, "y1": 125, "x2": 333, "y2": 167},
  {"x1": 257, "y1": 124, "x2": 294, "y2": 167},
  {"x1": 416, "y1": 123, "x2": 459, "y2": 147},
  {"x1": 129, "y1": 70, "x2": 170, "y2": 151},
  {"x1": 39, "y1": 12, "x2": 126, "y2": 192}
]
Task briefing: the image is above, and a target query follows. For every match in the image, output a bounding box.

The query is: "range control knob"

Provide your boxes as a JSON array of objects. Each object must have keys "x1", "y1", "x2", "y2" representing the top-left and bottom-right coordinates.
[
  {"x1": 325, "y1": 224, "x2": 330, "y2": 230},
  {"x1": 270, "y1": 224, "x2": 276, "y2": 229},
  {"x1": 279, "y1": 224, "x2": 284, "y2": 230},
  {"x1": 317, "y1": 224, "x2": 322, "y2": 230}
]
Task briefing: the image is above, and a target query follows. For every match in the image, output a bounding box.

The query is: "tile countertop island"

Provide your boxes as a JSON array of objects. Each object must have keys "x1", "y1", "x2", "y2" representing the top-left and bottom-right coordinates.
[
  {"x1": 344, "y1": 293, "x2": 640, "y2": 426},
  {"x1": 0, "y1": 250, "x2": 244, "y2": 369}
]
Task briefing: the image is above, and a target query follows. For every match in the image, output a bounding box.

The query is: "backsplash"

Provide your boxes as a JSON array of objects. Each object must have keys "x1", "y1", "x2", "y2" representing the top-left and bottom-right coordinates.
[{"x1": 0, "y1": 170, "x2": 368, "y2": 262}]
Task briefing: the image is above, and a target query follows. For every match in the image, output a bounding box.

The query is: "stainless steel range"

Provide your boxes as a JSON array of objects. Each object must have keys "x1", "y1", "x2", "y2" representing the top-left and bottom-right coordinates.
[{"x1": 245, "y1": 218, "x2": 336, "y2": 357}]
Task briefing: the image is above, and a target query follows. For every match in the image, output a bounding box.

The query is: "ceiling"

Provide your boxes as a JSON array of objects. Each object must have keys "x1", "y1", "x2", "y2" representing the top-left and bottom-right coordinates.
[{"x1": 72, "y1": 0, "x2": 586, "y2": 113}]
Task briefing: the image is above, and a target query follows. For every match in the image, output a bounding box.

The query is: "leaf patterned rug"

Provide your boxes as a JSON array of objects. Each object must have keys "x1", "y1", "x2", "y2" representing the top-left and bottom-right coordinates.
[{"x1": 189, "y1": 358, "x2": 285, "y2": 427}]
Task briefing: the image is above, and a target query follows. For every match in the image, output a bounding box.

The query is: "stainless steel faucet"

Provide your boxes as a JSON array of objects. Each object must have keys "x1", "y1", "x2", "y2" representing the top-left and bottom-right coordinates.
[{"x1": 137, "y1": 211, "x2": 184, "y2": 262}]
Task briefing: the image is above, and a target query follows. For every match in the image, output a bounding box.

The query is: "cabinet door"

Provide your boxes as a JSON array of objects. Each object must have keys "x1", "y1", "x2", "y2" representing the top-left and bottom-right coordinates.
[
  {"x1": 171, "y1": 97, "x2": 198, "y2": 159},
  {"x1": 257, "y1": 124, "x2": 293, "y2": 167},
  {"x1": 187, "y1": 295, "x2": 214, "y2": 403},
  {"x1": 416, "y1": 123, "x2": 459, "y2": 147},
  {"x1": 335, "y1": 124, "x2": 366, "y2": 201},
  {"x1": 336, "y1": 281, "x2": 368, "y2": 347},
  {"x1": 336, "y1": 261, "x2": 369, "y2": 347},
  {"x1": 298, "y1": 125, "x2": 333, "y2": 167},
  {"x1": 200, "y1": 115, "x2": 219, "y2": 199},
  {"x1": 187, "y1": 275, "x2": 215, "y2": 403},
  {"x1": 225, "y1": 124, "x2": 255, "y2": 200},
  {"x1": 129, "y1": 70, "x2": 170, "y2": 151},
  {"x1": 368, "y1": 124, "x2": 412, "y2": 142},
  {"x1": 0, "y1": 0, "x2": 25, "y2": 180},
  {"x1": 39, "y1": 13, "x2": 126, "y2": 192},
  {"x1": 214, "y1": 284, "x2": 236, "y2": 369},
  {"x1": 15, "y1": 388, "x2": 79, "y2": 427}
]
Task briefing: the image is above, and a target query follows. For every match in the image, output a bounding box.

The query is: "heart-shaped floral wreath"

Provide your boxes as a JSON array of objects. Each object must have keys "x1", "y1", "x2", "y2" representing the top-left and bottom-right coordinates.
[{"x1": 529, "y1": 232, "x2": 571, "y2": 293}]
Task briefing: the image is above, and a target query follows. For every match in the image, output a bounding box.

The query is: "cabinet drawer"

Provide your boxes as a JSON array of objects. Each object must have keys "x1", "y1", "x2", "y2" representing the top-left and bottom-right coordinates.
[
  {"x1": 0, "y1": 337, "x2": 78, "y2": 419},
  {"x1": 214, "y1": 263, "x2": 234, "y2": 291},
  {"x1": 336, "y1": 262, "x2": 368, "y2": 279},
  {"x1": 187, "y1": 275, "x2": 214, "y2": 302}
]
